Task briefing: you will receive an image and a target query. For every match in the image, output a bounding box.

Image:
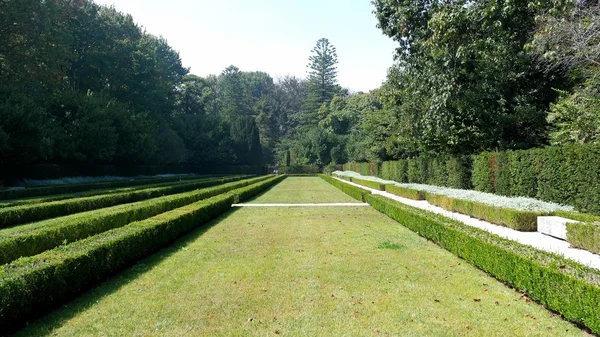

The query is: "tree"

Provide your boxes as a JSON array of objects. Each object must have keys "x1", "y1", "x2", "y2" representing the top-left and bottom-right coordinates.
[
  {"x1": 230, "y1": 116, "x2": 263, "y2": 165},
  {"x1": 301, "y1": 38, "x2": 339, "y2": 126}
]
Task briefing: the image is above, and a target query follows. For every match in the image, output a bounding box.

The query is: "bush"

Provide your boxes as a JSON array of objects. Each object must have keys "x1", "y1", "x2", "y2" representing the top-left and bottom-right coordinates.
[
  {"x1": 385, "y1": 185, "x2": 426, "y2": 200},
  {"x1": 426, "y1": 193, "x2": 542, "y2": 231},
  {"x1": 472, "y1": 144, "x2": 600, "y2": 214},
  {"x1": 319, "y1": 175, "x2": 371, "y2": 201},
  {"x1": 0, "y1": 174, "x2": 202, "y2": 200},
  {"x1": 0, "y1": 176, "x2": 249, "y2": 227},
  {"x1": 350, "y1": 177, "x2": 385, "y2": 191},
  {"x1": 365, "y1": 194, "x2": 600, "y2": 334},
  {"x1": 446, "y1": 156, "x2": 472, "y2": 189},
  {"x1": 0, "y1": 176, "x2": 283, "y2": 332},
  {"x1": 566, "y1": 222, "x2": 600, "y2": 255},
  {"x1": 0, "y1": 176, "x2": 271, "y2": 265}
]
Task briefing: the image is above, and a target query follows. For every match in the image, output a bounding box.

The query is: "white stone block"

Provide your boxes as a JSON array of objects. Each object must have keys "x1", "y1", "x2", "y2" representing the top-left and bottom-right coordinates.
[{"x1": 537, "y1": 216, "x2": 579, "y2": 240}]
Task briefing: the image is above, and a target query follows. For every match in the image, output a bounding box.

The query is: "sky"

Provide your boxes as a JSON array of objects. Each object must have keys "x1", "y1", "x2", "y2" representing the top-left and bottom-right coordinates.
[{"x1": 94, "y1": 0, "x2": 398, "y2": 92}]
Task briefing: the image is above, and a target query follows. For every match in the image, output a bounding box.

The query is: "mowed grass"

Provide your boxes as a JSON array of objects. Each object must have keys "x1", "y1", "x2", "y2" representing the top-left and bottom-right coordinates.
[
  {"x1": 14, "y1": 178, "x2": 584, "y2": 336},
  {"x1": 247, "y1": 176, "x2": 360, "y2": 203}
]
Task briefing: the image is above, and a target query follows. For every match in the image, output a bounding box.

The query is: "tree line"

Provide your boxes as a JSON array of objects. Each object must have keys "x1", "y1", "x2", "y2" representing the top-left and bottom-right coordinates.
[{"x1": 1, "y1": 0, "x2": 598, "y2": 171}]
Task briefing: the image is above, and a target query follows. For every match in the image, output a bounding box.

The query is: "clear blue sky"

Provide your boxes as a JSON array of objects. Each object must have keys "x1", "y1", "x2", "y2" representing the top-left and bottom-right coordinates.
[{"x1": 95, "y1": 0, "x2": 398, "y2": 92}]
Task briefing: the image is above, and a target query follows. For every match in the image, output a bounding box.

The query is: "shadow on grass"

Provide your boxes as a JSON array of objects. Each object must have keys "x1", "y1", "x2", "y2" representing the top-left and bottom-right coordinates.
[{"x1": 13, "y1": 207, "x2": 242, "y2": 337}]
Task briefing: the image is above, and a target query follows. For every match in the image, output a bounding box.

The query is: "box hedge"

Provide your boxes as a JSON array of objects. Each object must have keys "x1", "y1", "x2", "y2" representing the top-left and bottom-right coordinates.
[
  {"x1": 0, "y1": 176, "x2": 250, "y2": 227},
  {"x1": 384, "y1": 185, "x2": 426, "y2": 200},
  {"x1": 472, "y1": 144, "x2": 600, "y2": 214},
  {"x1": 0, "y1": 176, "x2": 272, "y2": 265},
  {"x1": 349, "y1": 177, "x2": 385, "y2": 191},
  {"x1": 319, "y1": 175, "x2": 371, "y2": 202},
  {"x1": 0, "y1": 174, "x2": 204, "y2": 201},
  {"x1": 0, "y1": 175, "x2": 283, "y2": 332},
  {"x1": 364, "y1": 194, "x2": 600, "y2": 334},
  {"x1": 566, "y1": 222, "x2": 600, "y2": 255},
  {"x1": 425, "y1": 193, "x2": 542, "y2": 231}
]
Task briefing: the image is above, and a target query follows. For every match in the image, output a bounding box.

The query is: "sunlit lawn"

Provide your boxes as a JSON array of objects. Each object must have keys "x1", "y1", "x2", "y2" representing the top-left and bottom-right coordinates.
[
  {"x1": 14, "y1": 178, "x2": 584, "y2": 336},
  {"x1": 247, "y1": 176, "x2": 360, "y2": 204}
]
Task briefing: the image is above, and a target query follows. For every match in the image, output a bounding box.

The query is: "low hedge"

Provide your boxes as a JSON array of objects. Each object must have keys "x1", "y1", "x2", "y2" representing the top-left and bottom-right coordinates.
[
  {"x1": 0, "y1": 176, "x2": 272, "y2": 265},
  {"x1": 384, "y1": 184, "x2": 426, "y2": 200},
  {"x1": 349, "y1": 177, "x2": 385, "y2": 191},
  {"x1": 364, "y1": 194, "x2": 600, "y2": 334},
  {"x1": 566, "y1": 222, "x2": 600, "y2": 255},
  {"x1": 0, "y1": 175, "x2": 283, "y2": 332},
  {"x1": 319, "y1": 175, "x2": 371, "y2": 202},
  {"x1": 0, "y1": 174, "x2": 204, "y2": 201},
  {"x1": 0, "y1": 176, "x2": 250, "y2": 227},
  {"x1": 0, "y1": 175, "x2": 238, "y2": 209},
  {"x1": 425, "y1": 193, "x2": 542, "y2": 231}
]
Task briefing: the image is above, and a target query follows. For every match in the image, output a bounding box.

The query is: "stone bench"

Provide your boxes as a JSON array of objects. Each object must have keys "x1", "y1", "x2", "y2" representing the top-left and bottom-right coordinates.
[{"x1": 537, "y1": 216, "x2": 579, "y2": 240}]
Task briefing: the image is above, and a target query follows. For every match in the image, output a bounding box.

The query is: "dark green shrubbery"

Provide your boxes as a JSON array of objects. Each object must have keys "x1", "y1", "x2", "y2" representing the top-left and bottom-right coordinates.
[
  {"x1": 365, "y1": 194, "x2": 600, "y2": 334},
  {"x1": 0, "y1": 176, "x2": 271, "y2": 265},
  {"x1": 0, "y1": 176, "x2": 249, "y2": 227},
  {"x1": 0, "y1": 175, "x2": 282, "y2": 332},
  {"x1": 472, "y1": 144, "x2": 600, "y2": 214},
  {"x1": 0, "y1": 174, "x2": 201, "y2": 201},
  {"x1": 567, "y1": 222, "x2": 600, "y2": 255},
  {"x1": 319, "y1": 175, "x2": 371, "y2": 201}
]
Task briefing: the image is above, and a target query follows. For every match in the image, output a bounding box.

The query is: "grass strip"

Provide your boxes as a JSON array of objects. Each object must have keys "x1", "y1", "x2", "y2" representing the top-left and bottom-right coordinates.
[
  {"x1": 0, "y1": 175, "x2": 238, "y2": 209},
  {"x1": 318, "y1": 175, "x2": 371, "y2": 201},
  {"x1": 0, "y1": 174, "x2": 205, "y2": 201},
  {"x1": 385, "y1": 184, "x2": 426, "y2": 200},
  {"x1": 0, "y1": 176, "x2": 251, "y2": 227},
  {"x1": 425, "y1": 193, "x2": 543, "y2": 231},
  {"x1": 0, "y1": 176, "x2": 270, "y2": 265},
  {"x1": 363, "y1": 194, "x2": 600, "y2": 334},
  {"x1": 0, "y1": 175, "x2": 283, "y2": 332}
]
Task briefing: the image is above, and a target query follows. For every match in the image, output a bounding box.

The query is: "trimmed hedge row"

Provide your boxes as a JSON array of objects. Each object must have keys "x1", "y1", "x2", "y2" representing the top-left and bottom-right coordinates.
[
  {"x1": 472, "y1": 144, "x2": 600, "y2": 214},
  {"x1": 0, "y1": 176, "x2": 272, "y2": 266},
  {"x1": 0, "y1": 175, "x2": 234, "y2": 209},
  {"x1": 0, "y1": 174, "x2": 204, "y2": 200},
  {"x1": 364, "y1": 194, "x2": 600, "y2": 334},
  {"x1": 0, "y1": 175, "x2": 283, "y2": 332},
  {"x1": 344, "y1": 155, "x2": 472, "y2": 189},
  {"x1": 344, "y1": 178, "x2": 540, "y2": 231},
  {"x1": 384, "y1": 185, "x2": 426, "y2": 200},
  {"x1": 318, "y1": 175, "x2": 371, "y2": 202},
  {"x1": 0, "y1": 176, "x2": 250, "y2": 227},
  {"x1": 425, "y1": 193, "x2": 542, "y2": 231},
  {"x1": 566, "y1": 222, "x2": 600, "y2": 255},
  {"x1": 349, "y1": 177, "x2": 385, "y2": 191}
]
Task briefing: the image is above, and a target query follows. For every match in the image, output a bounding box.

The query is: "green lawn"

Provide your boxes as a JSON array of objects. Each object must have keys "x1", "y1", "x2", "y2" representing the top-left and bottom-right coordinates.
[
  {"x1": 14, "y1": 177, "x2": 583, "y2": 336},
  {"x1": 247, "y1": 176, "x2": 360, "y2": 203}
]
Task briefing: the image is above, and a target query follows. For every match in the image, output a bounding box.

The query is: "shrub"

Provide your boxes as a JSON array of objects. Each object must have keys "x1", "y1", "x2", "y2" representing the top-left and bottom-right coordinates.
[
  {"x1": 446, "y1": 156, "x2": 472, "y2": 189},
  {"x1": 350, "y1": 177, "x2": 385, "y2": 191},
  {"x1": 319, "y1": 175, "x2": 371, "y2": 201},
  {"x1": 0, "y1": 174, "x2": 202, "y2": 200},
  {"x1": 472, "y1": 152, "x2": 494, "y2": 193},
  {"x1": 0, "y1": 176, "x2": 283, "y2": 332},
  {"x1": 0, "y1": 176, "x2": 271, "y2": 265},
  {"x1": 566, "y1": 222, "x2": 600, "y2": 255},
  {"x1": 0, "y1": 176, "x2": 248, "y2": 227},
  {"x1": 425, "y1": 193, "x2": 542, "y2": 231},
  {"x1": 385, "y1": 185, "x2": 426, "y2": 200},
  {"x1": 365, "y1": 194, "x2": 600, "y2": 334}
]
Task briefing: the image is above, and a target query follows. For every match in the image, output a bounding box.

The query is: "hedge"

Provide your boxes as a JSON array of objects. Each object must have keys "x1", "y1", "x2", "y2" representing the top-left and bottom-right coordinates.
[
  {"x1": 566, "y1": 222, "x2": 600, "y2": 255},
  {"x1": 364, "y1": 194, "x2": 600, "y2": 334},
  {"x1": 0, "y1": 176, "x2": 251, "y2": 227},
  {"x1": 319, "y1": 175, "x2": 371, "y2": 202},
  {"x1": 0, "y1": 174, "x2": 204, "y2": 200},
  {"x1": 384, "y1": 185, "x2": 426, "y2": 200},
  {"x1": 0, "y1": 175, "x2": 232, "y2": 209},
  {"x1": 344, "y1": 154, "x2": 472, "y2": 189},
  {"x1": 425, "y1": 193, "x2": 542, "y2": 231},
  {"x1": 0, "y1": 176, "x2": 272, "y2": 266},
  {"x1": 349, "y1": 177, "x2": 385, "y2": 191},
  {"x1": 472, "y1": 144, "x2": 600, "y2": 214},
  {"x1": 0, "y1": 175, "x2": 283, "y2": 332}
]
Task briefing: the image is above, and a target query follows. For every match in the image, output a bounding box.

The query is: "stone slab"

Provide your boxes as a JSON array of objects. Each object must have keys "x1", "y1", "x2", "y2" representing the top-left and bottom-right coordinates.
[{"x1": 537, "y1": 216, "x2": 580, "y2": 240}]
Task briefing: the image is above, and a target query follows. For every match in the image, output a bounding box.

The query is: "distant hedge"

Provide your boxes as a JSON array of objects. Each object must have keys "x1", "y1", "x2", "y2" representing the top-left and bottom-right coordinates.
[
  {"x1": 343, "y1": 155, "x2": 472, "y2": 189},
  {"x1": 472, "y1": 144, "x2": 600, "y2": 214},
  {"x1": 344, "y1": 144, "x2": 600, "y2": 214}
]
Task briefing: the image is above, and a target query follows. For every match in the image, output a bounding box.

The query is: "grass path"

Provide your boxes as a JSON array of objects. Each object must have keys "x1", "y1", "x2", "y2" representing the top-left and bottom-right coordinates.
[
  {"x1": 247, "y1": 177, "x2": 360, "y2": 203},
  {"x1": 14, "y1": 178, "x2": 584, "y2": 336}
]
